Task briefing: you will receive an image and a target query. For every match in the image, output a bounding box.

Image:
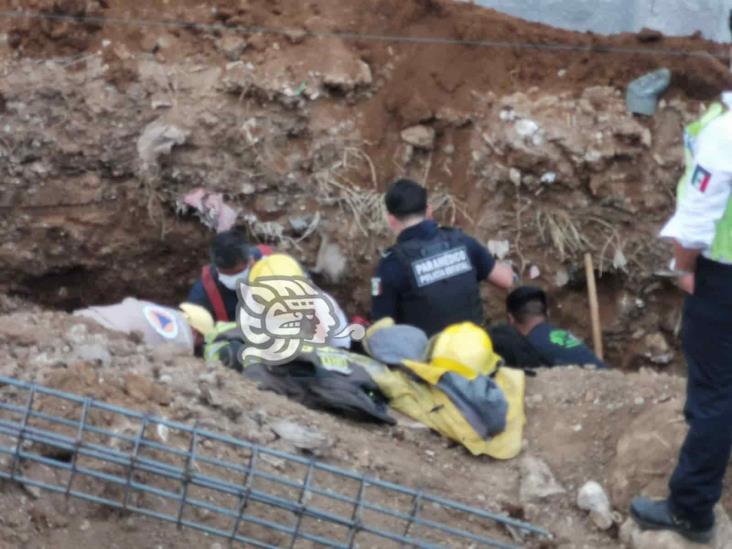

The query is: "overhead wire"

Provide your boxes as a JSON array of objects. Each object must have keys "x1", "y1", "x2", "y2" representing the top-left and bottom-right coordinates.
[{"x1": 0, "y1": 8, "x2": 729, "y2": 60}]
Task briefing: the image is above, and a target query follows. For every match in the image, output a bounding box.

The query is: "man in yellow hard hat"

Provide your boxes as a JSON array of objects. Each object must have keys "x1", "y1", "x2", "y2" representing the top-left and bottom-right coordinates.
[{"x1": 240, "y1": 253, "x2": 353, "y2": 351}]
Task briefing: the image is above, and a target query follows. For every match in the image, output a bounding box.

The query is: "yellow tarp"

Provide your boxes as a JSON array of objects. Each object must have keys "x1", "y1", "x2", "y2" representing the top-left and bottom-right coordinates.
[{"x1": 367, "y1": 364, "x2": 526, "y2": 460}]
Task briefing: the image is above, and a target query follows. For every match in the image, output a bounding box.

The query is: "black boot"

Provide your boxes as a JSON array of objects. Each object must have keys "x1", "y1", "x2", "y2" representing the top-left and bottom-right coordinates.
[{"x1": 630, "y1": 497, "x2": 714, "y2": 544}]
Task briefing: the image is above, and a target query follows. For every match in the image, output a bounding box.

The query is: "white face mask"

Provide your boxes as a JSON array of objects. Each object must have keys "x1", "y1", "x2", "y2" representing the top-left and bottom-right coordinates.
[{"x1": 218, "y1": 268, "x2": 249, "y2": 291}]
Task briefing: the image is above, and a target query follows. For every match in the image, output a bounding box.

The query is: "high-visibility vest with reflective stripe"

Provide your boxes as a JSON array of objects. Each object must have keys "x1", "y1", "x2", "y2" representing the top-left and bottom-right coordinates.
[{"x1": 677, "y1": 102, "x2": 732, "y2": 262}]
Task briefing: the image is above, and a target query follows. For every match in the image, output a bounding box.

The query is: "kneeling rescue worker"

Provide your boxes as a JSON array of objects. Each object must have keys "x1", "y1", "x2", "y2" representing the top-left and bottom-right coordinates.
[
  {"x1": 490, "y1": 286, "x2": 606, "y2": 369},
  {"x1": 630, "y1": 92, "x2": 732, "y2": 544},
  {"x1": 370, "y1": 179, "x2": 515, "y2": 337},
  {"x1": 187, "y1": 229, "x2": 273, "y2": 323}
]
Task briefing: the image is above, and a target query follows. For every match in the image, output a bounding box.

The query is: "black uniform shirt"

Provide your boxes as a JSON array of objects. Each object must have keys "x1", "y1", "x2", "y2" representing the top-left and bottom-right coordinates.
[
  {"x1": 370, "y1": 220, "x2": 495, "y2": 323},
  {"x1": 526, "y1": 322, "x2": 607, "y2": 369}
]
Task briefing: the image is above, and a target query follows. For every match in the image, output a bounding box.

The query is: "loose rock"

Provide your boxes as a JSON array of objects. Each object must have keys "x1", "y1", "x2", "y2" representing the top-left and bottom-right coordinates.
[
  {"x1": 137, "y1": 120, "x2": 188, "y2": 168},
  {"x1": 288, "y1": 216, "x2": 312, "y2": 234},
  {"x1": 519, "y1": 456, "x2": 565, "y2": 503},
  {"x1": 609, "y1": 399, "x2": 686, "y2": 509},
  {"x1": 216, "y1": 35, "x2": 248, "y2": 61},
  {"x1": 487, "y1": 240, "x2": 511, "y2": 260},
  {"x1": 401, "y1": 125, "x2": 435, "y2": 150},
  {"x1": 644, "y1": 332, "x2": 673, "y2": 365},
  {"x1": 271, "y1": 421, "x2": 330, "y2": 454},
  {"x1": 314, "y1": 238, "x2": 347, "y2": 283},
  {"x1": 577, "y1": 481, "x2": 617, "y2": 530},
  {"x1": 72, "y1": 343, "x2": 112, "y2": 368}
]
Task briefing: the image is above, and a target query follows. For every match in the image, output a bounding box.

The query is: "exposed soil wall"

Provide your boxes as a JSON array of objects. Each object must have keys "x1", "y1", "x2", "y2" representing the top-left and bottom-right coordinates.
[{"x1": 1, "y1": 1, "x2": 731, "y2": 367}]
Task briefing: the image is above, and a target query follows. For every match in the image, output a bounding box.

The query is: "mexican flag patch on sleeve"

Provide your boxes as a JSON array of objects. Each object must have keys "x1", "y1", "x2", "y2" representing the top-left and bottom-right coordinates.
[{"x1": 691, "y1": 165, "x2": 712, "y2": 193}]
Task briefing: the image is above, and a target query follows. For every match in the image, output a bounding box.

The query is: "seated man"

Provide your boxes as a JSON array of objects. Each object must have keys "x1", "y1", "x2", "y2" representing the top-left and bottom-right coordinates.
[
  {"x1": 187, "y1": 230, "x2": 272, "y2": 323},
  {"x1": 370, "y1": 178, "x2": 515, "y2": 337},
  {"x1": 489, "y1": 286, "x2": 607, "y2": 369}
]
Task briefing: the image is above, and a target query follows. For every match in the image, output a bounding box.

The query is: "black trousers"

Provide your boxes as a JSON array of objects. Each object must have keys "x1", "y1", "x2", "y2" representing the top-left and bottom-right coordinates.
[{"x1": 669, "y1": 257, "x2": 732, "y2": 529}]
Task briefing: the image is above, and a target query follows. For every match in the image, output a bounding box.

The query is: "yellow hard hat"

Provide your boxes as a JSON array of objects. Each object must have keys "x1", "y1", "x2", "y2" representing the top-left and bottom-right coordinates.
[
  {"x1": 428, "y1": 322, "x2": 501, "y2": 378},
  {"x1": 248, "y1": 253, "x2": 306, "y2": 283}
]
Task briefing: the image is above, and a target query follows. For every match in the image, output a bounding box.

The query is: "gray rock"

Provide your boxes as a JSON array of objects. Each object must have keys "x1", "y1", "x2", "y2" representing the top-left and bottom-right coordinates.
[
  {"x1": 509, "y1": 168, "x2": 522, "y2": 186},
  {"x1": 137, "y1": 120, "x2": 188, "y2": 168},
  {"x1": 487, "y1": 240, "x2": 511, "y2": 260},
  {"x1": 73, "y1": 343, "x2": 112, "y2": 368},
  {"x1": 554, "y1": 269, "x2": 570, "y2": 288},
  {"x1": 401, "y1": 125, "x2": 436, "y2": 150},
  {"x1": 288, "y1": 216, "x2": 312, "y2": 234},
  {"x1": 644, "y1": 333, "x2": 673, "y2": 365},
  {"x1": 285, "y1": 29, "x2": 307, "y2": 44},
  {"x1": 216, "y1": 35, "x2": 248, "y2": 61},
  {"x1": 22, "y1": 483, "x2": 42, "y2": 500},
  {"x1": 313, "y1": 238, "x2": 347, "y2": 283},
  {"x1": 65, "y1": 323, "x2": 89, "y2": 345},
  {"x1": 626, "y1": 68, "x2": 672, "y2": 116},
  {"x1": 519, "y1": 456, "x2": 566, "y2": 503},
  {"x1": 577, "y1": 481, "x2": 618, "y2": 530},
  {"x1": 322, "y1": 59, "x2": 372, "y2": 91},
  {"x1": 540, "y1": 172, "x2": 557, "y2": 185},
  {"x1": 271, "y1": 421, "x2": 330, "y2": 454},
  {"x1": 515, "y1": 118, "x2": 540, "y2": 138}
]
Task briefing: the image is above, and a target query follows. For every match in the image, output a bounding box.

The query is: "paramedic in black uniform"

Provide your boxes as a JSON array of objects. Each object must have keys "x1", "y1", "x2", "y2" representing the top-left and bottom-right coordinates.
[{"x1": 370, "y1": 179, "x2": 514, "y2": 337}]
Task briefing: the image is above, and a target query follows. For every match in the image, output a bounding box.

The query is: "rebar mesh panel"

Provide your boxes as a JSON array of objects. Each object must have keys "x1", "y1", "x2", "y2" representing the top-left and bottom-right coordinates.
[{"x1": 0, "y1": 375, "x2": 551, "y2": 548}]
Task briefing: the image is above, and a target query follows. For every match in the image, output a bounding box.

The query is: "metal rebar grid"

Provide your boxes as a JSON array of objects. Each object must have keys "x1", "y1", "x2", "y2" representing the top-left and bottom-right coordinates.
[{"x1": 0, "y1": 375, "x2": 551, "y2": 548}]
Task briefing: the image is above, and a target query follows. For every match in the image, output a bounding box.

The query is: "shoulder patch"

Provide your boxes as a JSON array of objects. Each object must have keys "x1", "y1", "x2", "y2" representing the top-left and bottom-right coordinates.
[
  {"x1": 143, "y1": 305, "x2": 180, "y2": 339},
  {"x1": 371, "y1": 277, "x2": 382, "y2": 296},
  {"x1": 690, "y1": 164, "x2": 712, "y2": 193}
]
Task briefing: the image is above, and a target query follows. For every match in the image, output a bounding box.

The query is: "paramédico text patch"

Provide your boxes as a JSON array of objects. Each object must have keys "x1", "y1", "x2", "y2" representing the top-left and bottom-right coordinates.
[{"x1": 411, "y1": 247, "x2": 472, "y2": 288}]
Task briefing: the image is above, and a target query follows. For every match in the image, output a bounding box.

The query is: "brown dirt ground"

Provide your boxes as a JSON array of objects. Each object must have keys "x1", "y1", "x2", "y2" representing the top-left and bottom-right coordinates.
[
  {"x1": 0, "y1": 307, "x2": 729, "y2": 548},
  {"x1": 1, "y1": 3, "x2": 732, "y2": 545}
]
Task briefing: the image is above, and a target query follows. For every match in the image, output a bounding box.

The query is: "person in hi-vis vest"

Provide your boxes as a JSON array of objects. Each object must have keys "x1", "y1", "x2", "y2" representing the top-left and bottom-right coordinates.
[{"x1": 630, "y1": 92, "x2": 732, "y2": 544}]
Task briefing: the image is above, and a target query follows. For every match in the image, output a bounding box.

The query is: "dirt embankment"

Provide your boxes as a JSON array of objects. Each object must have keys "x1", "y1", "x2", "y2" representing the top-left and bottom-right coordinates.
[
  {"x1": 0, "y1": 308, "x2": 730, "y2": 548},
  {"x1": 1, "y1": 3, "x2": 732, "y2": 546},
  {"x1": 1, "y1": 2, "x2": 730, "y2": 366}
]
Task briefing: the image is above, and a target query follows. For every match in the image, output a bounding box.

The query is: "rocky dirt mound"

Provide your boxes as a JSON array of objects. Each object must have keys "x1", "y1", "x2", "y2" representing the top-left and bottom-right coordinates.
[
  {"x1": 3, "y1": 0, "x2": 732, "y2": 547},
  {"x1": 2, "y1": 0, "x2": 729, "y2": 371},
  {"x1": 0, "y1": 308, "x2": 731, "y2": 548}
]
